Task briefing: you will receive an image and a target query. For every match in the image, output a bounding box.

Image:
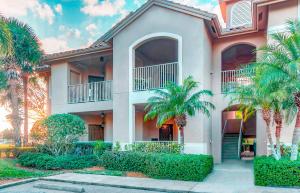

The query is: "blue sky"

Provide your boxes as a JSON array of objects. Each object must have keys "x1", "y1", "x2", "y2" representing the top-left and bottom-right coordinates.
[{"x1": 0, "y1": 0, "x2": 221, "y2": 53}]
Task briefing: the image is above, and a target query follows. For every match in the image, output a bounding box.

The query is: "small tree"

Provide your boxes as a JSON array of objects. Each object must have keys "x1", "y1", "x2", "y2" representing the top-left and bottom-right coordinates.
[
  {"x1": 30, "y1": 118, "x2": 47, "y2": 144},
  {"x1": 42, "y1": 114, "x2": 86, "y2": 156},
  {"x1": 144, "y1": 76, "x2": 215, "y2": 149}
]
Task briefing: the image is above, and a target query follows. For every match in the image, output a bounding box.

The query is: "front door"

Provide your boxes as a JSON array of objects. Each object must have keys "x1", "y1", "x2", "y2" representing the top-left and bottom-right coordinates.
[
  {"x1": 88, "y1": 125, "x2": 104, "y2": 141},
  {"x1": 159, "y1": 124, "x2": 173, "y2": 141}
]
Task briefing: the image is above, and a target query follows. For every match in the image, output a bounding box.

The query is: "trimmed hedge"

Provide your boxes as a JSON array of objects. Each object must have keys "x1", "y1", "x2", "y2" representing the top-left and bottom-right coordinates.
[
  {"x1": 101, "y1": 151, "x2": 213, "y2": 181},
  {"x1": 254, "y1": 156, "x2": 300, "y2": 187},
  {"x1": 18, "y1": 152, "x2": 97, "y2": 170},
  {"x1": 74, "y1": 141, "x2": 113, "y2": 155}
]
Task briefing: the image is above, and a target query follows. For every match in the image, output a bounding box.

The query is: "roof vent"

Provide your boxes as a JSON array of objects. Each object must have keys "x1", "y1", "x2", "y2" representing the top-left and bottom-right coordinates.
[{"x1": 230, "y1": 1, "x2": 252, "y2": 28}]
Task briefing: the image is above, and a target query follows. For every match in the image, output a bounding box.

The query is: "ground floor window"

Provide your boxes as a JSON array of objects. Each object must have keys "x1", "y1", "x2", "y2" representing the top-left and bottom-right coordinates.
[
  {"x1": 159, "y1": 124, "x2": 173, "y2": 141},
  {"x1": 88, "y1": 125, "x2": 104, "y2": 141}
]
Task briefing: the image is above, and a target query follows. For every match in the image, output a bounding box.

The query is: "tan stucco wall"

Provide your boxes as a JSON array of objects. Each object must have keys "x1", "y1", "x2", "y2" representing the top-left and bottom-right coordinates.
[
  {"x1": 51, "y1": 62, "x2": 69, "y2": 114},
  {"x1": 268, "y1": 0, "x2": 298, "y2": 28}
]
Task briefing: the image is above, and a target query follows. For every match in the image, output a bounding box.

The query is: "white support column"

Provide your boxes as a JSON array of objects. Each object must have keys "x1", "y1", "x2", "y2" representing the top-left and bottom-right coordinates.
[{"x1": 256, "y1": 111, "x2": 268, "y2": 156}]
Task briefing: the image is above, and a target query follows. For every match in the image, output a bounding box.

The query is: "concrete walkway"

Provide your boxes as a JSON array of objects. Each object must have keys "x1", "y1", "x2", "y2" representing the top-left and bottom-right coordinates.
[{"x1": 41, "y1": 160, "x2": 299, "y2": 193}]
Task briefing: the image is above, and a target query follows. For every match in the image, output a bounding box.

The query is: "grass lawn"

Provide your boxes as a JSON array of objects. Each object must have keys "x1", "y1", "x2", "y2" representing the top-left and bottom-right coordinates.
[{"x1": 0, "y1": 159, "x2": 54, "y2": 180}]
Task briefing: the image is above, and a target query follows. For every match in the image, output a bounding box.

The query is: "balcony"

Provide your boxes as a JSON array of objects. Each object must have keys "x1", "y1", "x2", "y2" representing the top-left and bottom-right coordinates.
[
  {"x1": 221, "y1": 68, "x2": 253, "y2": 93},
  {"x1": 68, "y1": 80, "x2": 112, "y2": 104},
  {"x1": 133, "y1": 62, "x2": 178, "y2": 91}
]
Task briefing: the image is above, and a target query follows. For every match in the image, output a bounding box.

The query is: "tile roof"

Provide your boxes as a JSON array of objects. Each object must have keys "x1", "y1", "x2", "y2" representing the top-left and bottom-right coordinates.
[{"x1": 43, "y1": 42, "x2": 111, "y2": 62}]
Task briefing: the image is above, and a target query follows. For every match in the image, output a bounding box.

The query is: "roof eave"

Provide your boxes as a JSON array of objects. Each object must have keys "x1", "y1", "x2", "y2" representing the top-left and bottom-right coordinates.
[{"x1": 42, "y1": 47, "x2": 113, "y2": 64}]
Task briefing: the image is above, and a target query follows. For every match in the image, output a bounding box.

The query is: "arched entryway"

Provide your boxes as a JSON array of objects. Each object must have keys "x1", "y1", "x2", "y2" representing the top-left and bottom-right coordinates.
[
  {"x1": 222, "y1": 105, "x2": 257, "y2": 160},
  {"x1": 129, "y1": 33, "x2": 182, "y2": 92}
]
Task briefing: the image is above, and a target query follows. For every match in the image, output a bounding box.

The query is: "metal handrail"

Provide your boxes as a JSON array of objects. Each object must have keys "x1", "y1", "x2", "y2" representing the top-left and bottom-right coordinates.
[
  {"x1": 222, "y1": 120, "x2": 228, "y2": 139},
  {"x1": 237, "y1": 120, "x2": 243, "y2": 158}
]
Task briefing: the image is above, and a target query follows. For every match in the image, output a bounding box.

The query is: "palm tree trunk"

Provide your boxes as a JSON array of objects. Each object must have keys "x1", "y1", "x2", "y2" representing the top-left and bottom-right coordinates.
[
  {"x1": 262, "y1": 109, "x2": 278, "y2": 160},
  {"x1": 179, "y1": 126, "x2": 184, "y2": 152},
  {"x1": 175, "y1": 115, "x2": 186, "y2": 153},
  {"x1": 23, "y1": 74, "x2": 29, "y2": 145},
  {"x1": 274, "y1": 111, "x2": 282, "y2": 159},
  {"x1": 291, "y1": 107, "x2": 300, "y2": 161},
  {"x1": 9, "y1": 78, "x2": 21, "y2": 147}
]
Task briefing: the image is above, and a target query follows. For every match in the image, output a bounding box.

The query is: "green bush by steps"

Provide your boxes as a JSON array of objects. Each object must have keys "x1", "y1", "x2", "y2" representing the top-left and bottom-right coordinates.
[
  {"x1": 101, "y1": 151, "x2": 213, "y2": 181},
  {"x1": 254, "y1": 156, "x2": 300, "y2": 187},
  {"x1": 73, "y1": 141, "x2": 113, "y2": 156},
  {"x1": 18, "y1": 152, "x2": 98, "y2": 170}
]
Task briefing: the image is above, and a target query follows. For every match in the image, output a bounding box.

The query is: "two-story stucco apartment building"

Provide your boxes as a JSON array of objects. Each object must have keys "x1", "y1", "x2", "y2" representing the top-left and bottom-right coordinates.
[{"x1": 40, "y1": 0, "x2": 299, "y2": 163}]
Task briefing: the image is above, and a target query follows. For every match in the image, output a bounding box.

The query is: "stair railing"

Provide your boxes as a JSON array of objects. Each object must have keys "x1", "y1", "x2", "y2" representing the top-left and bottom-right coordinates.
[
  {"x1": 237, "y1": 120, "x2": 243, "y2": 158},
  {"x1": 222, "y1": 120, "x2": 228, "y2": 140}
]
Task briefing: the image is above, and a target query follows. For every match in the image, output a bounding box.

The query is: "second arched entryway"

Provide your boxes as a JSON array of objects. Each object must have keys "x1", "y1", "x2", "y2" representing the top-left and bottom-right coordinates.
[{"x1": 222, "y1": 105, "x2": 257, "y2": 160}]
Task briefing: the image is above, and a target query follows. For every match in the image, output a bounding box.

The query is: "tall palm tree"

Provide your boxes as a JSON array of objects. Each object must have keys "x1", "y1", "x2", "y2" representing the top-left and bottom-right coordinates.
[
  {"x1": 255, "y1": 20, "x2": 300, "y2": 160},
  {"x1": 144, "y1": 76, "x2": 215, "y2": 148},
  {"x1": 0, "y1": 17, "x2": 42, "y2": 146}
]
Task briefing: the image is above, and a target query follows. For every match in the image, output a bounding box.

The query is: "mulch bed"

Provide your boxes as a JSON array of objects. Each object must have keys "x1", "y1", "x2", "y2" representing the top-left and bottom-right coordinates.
[{"x1": 0, "y1": 179, "x2": 22, "y2": 185}]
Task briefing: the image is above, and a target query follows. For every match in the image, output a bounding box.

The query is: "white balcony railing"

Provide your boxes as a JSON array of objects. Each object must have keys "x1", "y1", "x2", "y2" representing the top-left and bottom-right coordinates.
[
  {"x1": 133, "y1": 62, "x2": 178, "y2": 91},
  {"x1": 221, "y1": 68, "x2": 253, "y2": 93},
  {"x1": 68, "y1": 80, "x2": 112, "y2": 104}
]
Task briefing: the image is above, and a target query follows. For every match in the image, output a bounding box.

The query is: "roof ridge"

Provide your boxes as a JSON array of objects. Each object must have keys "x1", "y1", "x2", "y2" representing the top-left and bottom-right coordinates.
[{"x1": 90, "y1": 0, "x2": 217, "y2": 47}]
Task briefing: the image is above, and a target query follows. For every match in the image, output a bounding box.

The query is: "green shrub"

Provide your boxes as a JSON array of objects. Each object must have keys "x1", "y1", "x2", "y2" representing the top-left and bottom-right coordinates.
[
  {"x1": 113, "y1": 141, "x2": 121, "y2": 151},
  {"x1": 73, "y1": 141, "x2": 112, "y2": 156},
  {"x1": 101, "y1": 151, "x2": 213, "y2": 181},
  {"x1": 93, "y1": 141, "x2": 108, "y2": 159},
  {"x1": 254, "y1": 156, "x2": 300, "y2": 187},
  {"x1": 127, "y1": 142, "x2": 182, "y2": 154},
  {"x1": 42, "y1": 114, "x2": 86, "y2": 156},
  {"x1": 18, "y1": 152, "x2": 98, "y2": 170}
]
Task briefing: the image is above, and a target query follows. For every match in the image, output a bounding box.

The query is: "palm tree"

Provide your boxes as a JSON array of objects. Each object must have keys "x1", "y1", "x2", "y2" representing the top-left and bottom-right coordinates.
[
  {"x1": 255, "y1": 20, "x2": 300, "y2": 160},
  {"x1": 144, "y1": 76, "x2": 215, "y2": 149},
  {"x1": 0, "y1": 16, "x2": 12, "y2": 55},
  {"x1": 229, "y1": 78, "x2": 280, "y2": 160},
  {"x1": 0, "y1": 17, "x2": 42, "y2": 146}
]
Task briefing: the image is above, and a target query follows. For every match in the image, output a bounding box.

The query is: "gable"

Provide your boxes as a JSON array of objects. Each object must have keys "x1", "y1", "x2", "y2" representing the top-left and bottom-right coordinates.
[{"x1": 91, "y1": 0, "x2": 216, "y2": 47}]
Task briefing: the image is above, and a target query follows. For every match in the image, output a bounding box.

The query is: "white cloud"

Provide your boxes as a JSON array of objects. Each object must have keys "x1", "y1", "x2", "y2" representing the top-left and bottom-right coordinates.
[
  {"x1": 41, "y1": 37, "x2": 71, "y2": 54},
  {"x1": 86, "y1": 23, "x2": 97, "y2": 36},
  {"x1": 81, "y1": 0, "x2": 126, "y2": 17},
  {"x1": 35, "y1": 2, "x2": 55, "y2": 24},
  {"x1": 55, "y1": 4, "x2": 63, "y2": 15},
  {"x1": 0, "y1": 0, "x2": 55, "y2": 24},
  {"x1": 59, "y1": 25, "x2": 81, "y2": 39},
  {"x1": 133, "y1": 0, "x2": 145, "y2": 7}
]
